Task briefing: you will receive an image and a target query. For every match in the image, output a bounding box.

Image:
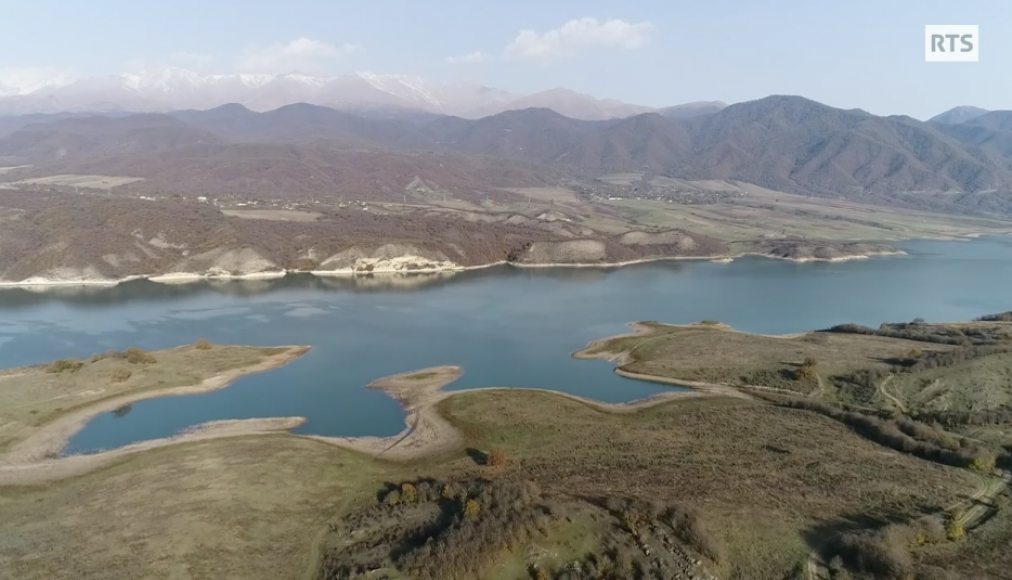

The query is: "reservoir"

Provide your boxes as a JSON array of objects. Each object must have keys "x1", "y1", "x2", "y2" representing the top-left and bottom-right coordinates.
[{"x1": 0, "y1": 237, "x2": 1010, "y2": 454}]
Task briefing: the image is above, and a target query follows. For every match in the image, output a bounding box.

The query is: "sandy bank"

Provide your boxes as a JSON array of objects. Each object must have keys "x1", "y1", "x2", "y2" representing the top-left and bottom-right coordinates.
[
  {"x1": 148, "y1": 270, "x2": 288, "y2": 284},
  {"x1": 756, "y1": 249, "x2": 908, "y2": 263},
  {"x1": 573, "y1": 320, "x2": 822, "y2": 396},
  {"x1": 0, "y1": 346, "x2": 309, "y2": 483},
  {"x1": 0, "y1": 246, "x2": 912, "y2": 289},
  {"x1": 0, "y1": 417, "x2": 304, "y2": 486},
  {"x1": 312, "y1": 362, "x2": 721, "y2": 461}
]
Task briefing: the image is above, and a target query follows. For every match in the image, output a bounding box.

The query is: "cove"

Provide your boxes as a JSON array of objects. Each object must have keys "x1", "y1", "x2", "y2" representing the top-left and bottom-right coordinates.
[{"x1": 0, "y1": 237, "x2": 1010, "y2": 455}]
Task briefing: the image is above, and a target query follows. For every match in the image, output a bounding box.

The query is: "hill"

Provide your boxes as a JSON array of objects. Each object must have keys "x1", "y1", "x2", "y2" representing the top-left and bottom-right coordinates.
[
  {"x1": 929, "y1": 106, "x2": 990, "y2": 125},
  {"x1": 3, "y1": 95, "x2": 1012, "y2": 216}
]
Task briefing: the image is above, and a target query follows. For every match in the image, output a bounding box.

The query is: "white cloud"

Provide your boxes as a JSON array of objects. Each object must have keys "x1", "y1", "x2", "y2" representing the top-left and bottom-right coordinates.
[
  {"x1": 0, "y1": 67, "x2": 73, "y2": 95},
  {"x1": 237, "y1": 37, "x2": 362, "y2": 74},
  {"x1": 444, "y1": 51, "x2": 491, "y2": 64},
  {"x1": 505, "y1": 17, "x2": 653, "y2": 61},
  {"x1": 169, "y1": 51, "x2": 215, "y2": 71}
]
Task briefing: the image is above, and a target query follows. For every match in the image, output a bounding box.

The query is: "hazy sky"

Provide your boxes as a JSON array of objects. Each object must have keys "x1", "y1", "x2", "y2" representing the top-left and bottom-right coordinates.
[{"x1": 0, "y1": 0, "x2": 1008, "y2": 118}]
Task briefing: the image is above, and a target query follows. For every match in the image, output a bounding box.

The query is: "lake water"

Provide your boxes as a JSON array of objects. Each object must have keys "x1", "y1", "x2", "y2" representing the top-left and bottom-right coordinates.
[{"x1": 1, "y1": 237, "x2": 1010, "y2": 455}]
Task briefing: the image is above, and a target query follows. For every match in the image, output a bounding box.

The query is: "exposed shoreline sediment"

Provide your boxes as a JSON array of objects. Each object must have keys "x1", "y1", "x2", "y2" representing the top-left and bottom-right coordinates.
[
  {"x1": 0, "y1": 248, "x2": 908, "y2": 288},
  {"x1": 0, "y1": 346, "x2": 310, "y2": 485}
]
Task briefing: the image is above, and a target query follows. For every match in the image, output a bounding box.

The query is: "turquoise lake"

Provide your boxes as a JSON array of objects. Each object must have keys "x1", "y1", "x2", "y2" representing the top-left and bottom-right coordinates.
[{"x1": 0, "y1": 237, "x2": 1010, "y2": 454}]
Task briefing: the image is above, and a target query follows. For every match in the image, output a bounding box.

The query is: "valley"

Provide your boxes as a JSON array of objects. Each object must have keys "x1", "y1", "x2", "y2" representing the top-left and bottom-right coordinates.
[
  {"x1": 2, "y1": 95, "x2": 1011, "y2": 286},
  {"x1": 5, "y1": 4, "x2": 1012, "y2": 579}
]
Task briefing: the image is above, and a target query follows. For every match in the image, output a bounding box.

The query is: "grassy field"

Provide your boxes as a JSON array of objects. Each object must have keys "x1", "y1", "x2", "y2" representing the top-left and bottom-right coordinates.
[
  {"x1": 222, "y1": 209, "x2": 323, "y2": 222},
  {"x1": 0, "y1": 343, "x2": 292, "y2": 454},
  {"x1": 913, "y1": 495, "x2": 1012, "y2": 578},
  {"x1": 6, "y1": 174, "x2": 143, "y2": 189},
  {"x1": 0, "y1": 327, "x2": 1007, "y2": 579},
  {"x1": 0, "y1": 436, "x2": 387, "y2": 579},
  {"x1": 435, "y1": 391, "x2": 978, "y2": 578},
  {"x1": 585, "y1": 322, "x2": 945, "y2": 401},
  {"x1": 598, "y1": 182, "x2": 1012, "y2": 243},
  {"x1": 587, "y1": 321, "x2": 1012, "y2": 413},
  {"x1": 0, "y1": 383, "x2": 992, "y2": 579}
]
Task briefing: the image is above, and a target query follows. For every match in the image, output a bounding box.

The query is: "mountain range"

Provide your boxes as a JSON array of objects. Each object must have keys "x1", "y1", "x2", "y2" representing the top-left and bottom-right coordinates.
[
  {"x1": 0, "y1": 69, "x2": 712, "y2": 121},
  {"x1": 2, "y1": 95, "x2": 1012, "y2": 215}
]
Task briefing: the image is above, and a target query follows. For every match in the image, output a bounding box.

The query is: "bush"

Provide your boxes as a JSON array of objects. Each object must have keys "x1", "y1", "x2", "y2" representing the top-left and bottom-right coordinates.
[
  {"x1": 441, "y1": 482, "x2": 460, "y2": 501},
  {"x1": 830, "y1": 529, "x2": 912, "y2": 578},
  {"x1": 782, "y1": 399, "x2": 997, "y2": 470},
  {"x1": 969, "y1": 454, "x2": 996, "y2": 473},
  {"x1": 487, "y1": 447, "x2": 509, "y2": 467},
  {"x1": 193, "y1": 338, "x2": 213, "y2": 350},
  {"x1": 400, "y1": 482, "x2": 417, "y2": 503},
  {"x1": 946, "y1": 516, "x2": 965, "y2": 541},
  {"x1": 110, "y1": 368, "x2": 132, "y2": 383},
  {"x1": 47, "y1": 359, "x2": 83, "y2": 373},
  {"x1": 124, "y1": 347, "x2": 156, "y2": 365},
  {"x1": 463, "y1": 498, "x2": 481, "y2": 519},
  {"x1": 666, "y1": 503, "x2": 723, "y2": 562}
]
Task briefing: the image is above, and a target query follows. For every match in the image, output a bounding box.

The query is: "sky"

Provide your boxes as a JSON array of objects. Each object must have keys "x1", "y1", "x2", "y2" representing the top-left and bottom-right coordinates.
[{"x1": 0, "y1": 0, "x2": 1009, "y2": 118}]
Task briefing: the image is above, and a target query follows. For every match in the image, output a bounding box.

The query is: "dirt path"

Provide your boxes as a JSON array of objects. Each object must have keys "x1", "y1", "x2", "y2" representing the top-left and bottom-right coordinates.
[
  {"x1": 878, "y1": 374, "x2": 907, "y2": 413},
  {"x1": 805, "y1": 469, "x2": 1011, "y2": 580},
  {"x1": 950, "y1": 470, "x2": 1011, "y2": 530}
]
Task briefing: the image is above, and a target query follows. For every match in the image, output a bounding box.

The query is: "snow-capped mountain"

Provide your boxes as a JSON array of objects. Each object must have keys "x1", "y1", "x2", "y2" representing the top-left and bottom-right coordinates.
[{"x1": 0, "y1": 69, "x2": 652, "y2": 120}]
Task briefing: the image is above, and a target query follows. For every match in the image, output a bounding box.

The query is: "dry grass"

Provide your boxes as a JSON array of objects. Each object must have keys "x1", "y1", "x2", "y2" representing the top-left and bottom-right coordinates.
[
  {"x1": 0, "y1": 344, "x2": 287, "y2": 453},
  {"x1": 0, "y1": 436, "x2": 386, "y2": 580},
  {"x1": 9, "y1": 174, "x2": 143, "y2": 189},
  {"x1": 221, "y1": 209, "x2": 322, "y2": 222},
  {"x1": 602, "y1": 183, "x2": 1012, "y2": 243},
  {"x1": 913, "y1": 495, "x2": 1012, "y2": 578},
  {"x1": 592, "y1": 322, "x2": 941, "y2": 398},
  {"x1": 438, "y1": 391, "x2": 978, "y2": 578}
]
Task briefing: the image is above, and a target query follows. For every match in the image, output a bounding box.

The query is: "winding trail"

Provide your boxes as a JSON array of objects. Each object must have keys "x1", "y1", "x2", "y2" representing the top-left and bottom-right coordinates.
[
  {"x1": 878, "y1": 374, "x2": 907, "y2": 413},
  {"x1": 805, "y1": 470, "x2": 1011, "y2": 580}
]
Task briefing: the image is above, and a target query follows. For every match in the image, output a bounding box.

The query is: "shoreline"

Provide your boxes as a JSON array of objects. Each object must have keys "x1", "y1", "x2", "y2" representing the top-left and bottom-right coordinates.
[
  {"x1": 0, "y1": 248, "x2": 913, "y2": 289},
  {"x1": 0, "y1": 358, "x2": 723, "y2": 484},
  {"x1": 0, "y1": 345, "x2": 309, "y2": 471},
  {"x1": 309, "y1": 365, "x2": 721, "y2": 461},
  {"x1": 0, "y1": 417, "x2": 304, "y2": 486}
]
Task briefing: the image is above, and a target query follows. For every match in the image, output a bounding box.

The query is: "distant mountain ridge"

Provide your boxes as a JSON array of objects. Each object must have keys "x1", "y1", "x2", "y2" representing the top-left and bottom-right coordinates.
[
  {"x1": 929, "y1": 106, "x2": 990, "y2": 125},
  {"x1": 3, "y1": 95, "x2": 1012, "y2": 215},
  {"x1": 0, "y1": 69, "x2": 663, "y2": 121}
]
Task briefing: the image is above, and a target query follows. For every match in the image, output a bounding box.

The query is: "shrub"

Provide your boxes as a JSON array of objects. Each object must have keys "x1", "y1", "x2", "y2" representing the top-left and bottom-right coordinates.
[
  {"x1": 970, "y1": 454, "x2": 996, "y2": 473},
  {"x1": 910, "y1": 517, "x2": 947, "y2": 546},
  {"x1": 830, "y1": 530, "x2": 912, "y2": 578},
  {"x1": 110, "y1": 368, "x2": 132, "y2": 383},
  {"x1": 401, "y1": 482, "x2": 417, "y2": 503},
  {"x1": 796, "y1": 357, "x2": 819, "y2": 382},
  {"x1": 666, "y1": 503, "x2": 723, "y2": 562},
  {"x1": 47, "y1": 359, "x2": 83, "y2": 373},
  {"x1": 487, "y1": 447, "x2": 509, "y2": 467},
  {"x1": 194, "y1": 338, "x2": 212, "y2": 350},
  {"x1": 383, "y1": 490, "x2": 401, "y2": 506},
  {"x1": 463, "y1": 498, "x2": 481, "y2": 519},
  {"x1": 441, "y1": 482, "x2": 460, "y2": 501},
  {"x1": 124, "y1": 347, "x2": 156, "y2": 365},
  {"x1": 946, "y1": 516, "x2": 965, "y2": 541}
]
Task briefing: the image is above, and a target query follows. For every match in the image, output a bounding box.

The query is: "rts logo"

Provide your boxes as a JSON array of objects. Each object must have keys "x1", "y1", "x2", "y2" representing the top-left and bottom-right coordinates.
[{"x1": 925, "y1": 25, "x2": 979, "y2": 62}]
